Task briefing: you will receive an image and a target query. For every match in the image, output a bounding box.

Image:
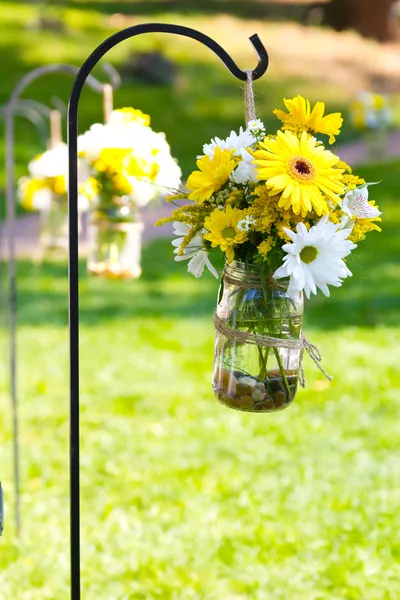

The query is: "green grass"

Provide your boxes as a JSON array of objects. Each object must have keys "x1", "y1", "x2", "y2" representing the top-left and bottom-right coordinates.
[{"x1": 0, "y1": 160, "x2": 400, "y2": 598}]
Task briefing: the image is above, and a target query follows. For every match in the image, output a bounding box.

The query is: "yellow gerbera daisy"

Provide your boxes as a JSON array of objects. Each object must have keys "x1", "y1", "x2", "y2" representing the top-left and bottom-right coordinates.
[
  {"x1": 254, "y1": 130, "x2": 345, "y2": 217},
  {"x1": 186, "y1": 148, "x2": 236, "y2": 204},
  {"x1": 275, "y1": 95, "x2": 343, "y2": 144},
  {"x1": 204, "y1": 205, "x2": 248, "y2": 263}
]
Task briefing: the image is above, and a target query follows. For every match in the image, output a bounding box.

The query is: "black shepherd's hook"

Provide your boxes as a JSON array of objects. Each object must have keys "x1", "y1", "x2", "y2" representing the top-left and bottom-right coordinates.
[{"x1": 67, "y1": 23, "x2": 268, "y2": 600}]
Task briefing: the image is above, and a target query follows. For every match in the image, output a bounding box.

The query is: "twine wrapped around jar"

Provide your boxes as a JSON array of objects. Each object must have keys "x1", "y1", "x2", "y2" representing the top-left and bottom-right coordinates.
[{"x1": 213, "y1": 313, "x2": 332, "y2": 388}]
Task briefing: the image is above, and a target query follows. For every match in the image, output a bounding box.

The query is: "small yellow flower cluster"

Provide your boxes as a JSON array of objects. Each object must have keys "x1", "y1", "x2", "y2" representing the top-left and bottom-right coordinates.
[
  {"x1": 226, "y1": 188, "x2": 245, "y2": 207},
  {"x1": 257, "y1": 237, "x2": 275, "y2": 259},
  {"x1": 114, "y1": 107, "x2": 151, "y2": 127},
  {"x1": 342, "y1": 173, "x2": 367, "y2": 190},
  {"x1": 247, "y1": 186, "x2": 280, "y2": 234},
  {"x1": 349, "y1": 218, "x2": 382, "y2": 242}
]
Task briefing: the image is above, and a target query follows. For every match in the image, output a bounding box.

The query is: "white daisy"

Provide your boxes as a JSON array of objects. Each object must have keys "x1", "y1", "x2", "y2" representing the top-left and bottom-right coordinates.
[
  {"x1": 231, "y1": 148, "x2": 258, "y2": 184},
  {"x1": 246, "y1": 118, "x2": 266, "y2": 138},
  {"x1": 237, "y1": 215, "x2": 256, "y2": 231},
  {"x1": 200, "y1": 127, "x2": 255, "y2": 159},
  {"x1": 273, "y1": 217, "x2": 357, "y2": 298},
  {"x1": 171, "y1": 222, "x2": 218, "y2": 279}
]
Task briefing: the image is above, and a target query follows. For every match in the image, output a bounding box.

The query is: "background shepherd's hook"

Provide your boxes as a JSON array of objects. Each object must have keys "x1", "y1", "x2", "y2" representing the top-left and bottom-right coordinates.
[{"x1": 4, "y1": 60, "x2": 120, "y2": 538}]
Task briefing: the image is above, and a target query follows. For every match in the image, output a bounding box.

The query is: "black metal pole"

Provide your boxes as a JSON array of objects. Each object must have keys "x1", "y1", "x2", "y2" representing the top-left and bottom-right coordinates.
[
  {"x1": 3, "y1": 64, "x2": 113, "y2": 537},
  {"x1": 67, "y1": 22, "x2": 268, "y2": 600}
]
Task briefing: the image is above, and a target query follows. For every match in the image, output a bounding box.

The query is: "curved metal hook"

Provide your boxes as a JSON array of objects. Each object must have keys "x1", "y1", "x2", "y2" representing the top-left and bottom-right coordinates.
[
  {"x1": 0, "y1": 101, "x2": 48, "y2": 142},
  {"x1": 18, "y1": 99, "x2": 52, "y2": 118},
  {"x1": 69, "y1": 24, "x2": 268, "y2": 109},
  {"x1": 50, "y1": 96, "x2": 67, "y2": 116}
]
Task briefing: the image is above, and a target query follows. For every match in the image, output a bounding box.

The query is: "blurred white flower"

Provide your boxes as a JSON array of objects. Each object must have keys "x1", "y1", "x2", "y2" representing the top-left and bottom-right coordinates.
[
  {"x1": 29, "y1": 142, "x2": 68, "y2": 178},
  {"x1": 78, "y1": 110, "x2": 181, "y2": 207},
  {"x1": 351, "y1": 92, "x2": 393, "y2": 131}
]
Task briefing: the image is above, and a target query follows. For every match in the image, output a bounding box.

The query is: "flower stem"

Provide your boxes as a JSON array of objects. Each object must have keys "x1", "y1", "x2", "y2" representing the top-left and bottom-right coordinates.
[{"x1": 261, "y1": 277, "x2": 292, "y2": 401}]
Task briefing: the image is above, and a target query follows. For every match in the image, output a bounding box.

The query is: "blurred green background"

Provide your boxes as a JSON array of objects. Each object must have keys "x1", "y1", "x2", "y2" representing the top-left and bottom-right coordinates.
[{"x1": 1, "y1": 1, "x2": 400, "y2": 599}]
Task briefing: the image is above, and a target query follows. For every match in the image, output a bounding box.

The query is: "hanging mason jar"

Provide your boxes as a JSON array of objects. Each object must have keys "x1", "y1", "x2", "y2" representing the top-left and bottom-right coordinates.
[
  {"x1": 39, "y1": 193, "x2": 69, "y2": 252},
  {"x1": 87, "y1": 205, "x2": 144, "y2": 279},
  {"x1": 213, "y1": 261, "x2": 304, "y2": 413}
]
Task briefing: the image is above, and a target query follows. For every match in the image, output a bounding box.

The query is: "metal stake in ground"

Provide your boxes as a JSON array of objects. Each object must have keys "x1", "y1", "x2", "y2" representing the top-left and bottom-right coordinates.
[{"x1": 67, "y1": 22, "x2": 268, "y2": 600}]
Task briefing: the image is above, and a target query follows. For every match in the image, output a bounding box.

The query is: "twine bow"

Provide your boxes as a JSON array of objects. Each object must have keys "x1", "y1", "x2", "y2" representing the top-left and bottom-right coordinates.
[{"x1": 213, "y1": 313, "x2": 332, "y2": 388}]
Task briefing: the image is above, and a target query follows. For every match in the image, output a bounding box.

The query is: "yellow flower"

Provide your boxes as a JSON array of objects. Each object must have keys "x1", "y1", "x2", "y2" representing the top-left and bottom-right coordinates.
[
  {"x1": 248, "y1": 185, "x2": 279, "y2": 233},
  {"x1": 372, "y1": 93, "x2": 386, "y2": 110},
  {"x1": 186, "y1": 148, "x2": 236, "y2": 204},
  {"x1": 114, "y1": 107, "x2": 151, "y2": 126},
  {"x1": 349, "y1": 217, "x2": 382, "y2": 242},
  {"x1": 254, "y1": 130, "x2": 345, "y2": 217},
  {"x1": 79, "y1": 177, "x2": 100, "y2": 200},
  {"x1": 112, "y1": 173, "x2": 133, "y2": 195},
  {"x1": 275, "y1": 95, "x2": 343, "y2": 144},
  {"x1": 204, "y1": 205, "x2": 248, "y2": 263},
  {"x1": 19, "y1": 177, "x2": 47, "y2": 211},
  {"x1": 52, "y1": 175, "x2": 67, "y2": 195},
  {"x1": 258, "y1": 237, "x2": 275, "y2": 259},
  {"x1": 342, "y1": 173, "x2": 366, "y2": 190},
  {"x1": 93, "y1": 148, "x2": 130, "y2": 174}
]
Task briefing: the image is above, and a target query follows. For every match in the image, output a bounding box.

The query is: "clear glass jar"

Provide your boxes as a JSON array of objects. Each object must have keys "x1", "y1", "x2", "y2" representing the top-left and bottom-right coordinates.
[
  {"x1": 87, "y1": 207, "x2": 143, "y2": 279},
  {"x1": 213, "y1": 261, "x2": 304, "y2": 413},
  {"x1": 39, "y1": 194, "x2": 68, "y2": 252}
]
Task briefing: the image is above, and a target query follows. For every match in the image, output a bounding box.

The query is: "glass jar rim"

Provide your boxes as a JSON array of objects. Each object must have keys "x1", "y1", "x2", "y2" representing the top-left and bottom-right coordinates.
[{"x1": 225, "y1": 260, "x2": 290, "y2": 288}]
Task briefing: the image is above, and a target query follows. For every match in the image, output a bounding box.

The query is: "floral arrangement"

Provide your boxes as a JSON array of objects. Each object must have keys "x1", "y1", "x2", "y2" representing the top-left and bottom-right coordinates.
[
  {"x1": 78, "y1": 107, "x2": 182, "y2": 216},
  {"x1": 350, "y1": 91, "x2": 393, "y2": 132},
  {"x1": 157, "y1": 95, "x2": 383, "y2": 413},
  {"x1": 158, "y1": 95, "x2": 382, "y2": 298},
  {"x1": 18, "y1": 142, "x2": 69, "y2": 211}
]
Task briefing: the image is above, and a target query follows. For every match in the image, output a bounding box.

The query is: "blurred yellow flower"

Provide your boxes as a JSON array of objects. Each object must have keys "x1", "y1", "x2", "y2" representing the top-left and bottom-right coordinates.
[
  {"x1": 52, "y1": 175, "x2": 67, "y2": 195},
  {"x1": 19, "y1": 178, "x2": 47, "y2": 210},
  {"x1": 254, "y1": 130, "x2": 345, "y2": 217},
  {"x1": 204, "y1": 205, "x2": 248, "y2": 263},
  {"x1": 113, "y1": 107, "x2": 151, "y2": 126},
  {"x1": 275, "y1": 95, "x2": 343, "y2": 144},
  {"x1": 79, "y1": 177, "x2": 100, "y2": 201},
  {"x1": 186, "y1": 148, "x2": 236, "y2": 204},
  {"x1": 112, "y1": 173, "x2": 133, "y2": 195}
]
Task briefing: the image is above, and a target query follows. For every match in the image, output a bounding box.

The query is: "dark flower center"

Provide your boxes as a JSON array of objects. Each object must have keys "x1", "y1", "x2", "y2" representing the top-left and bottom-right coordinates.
[{"x1": 295, "y1": 160, "x2": 311, "y2": 175}]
